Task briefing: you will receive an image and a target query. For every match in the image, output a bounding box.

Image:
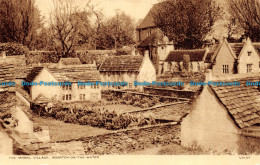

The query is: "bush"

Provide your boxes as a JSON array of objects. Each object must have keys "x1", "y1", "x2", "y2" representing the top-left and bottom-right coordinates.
[
  {"x1": 115, "y1": 48, "x2": 132, "y2": 55},
  {"x1": 0, "y1": 43, "x2": 29, "y2": 56},
  {"x1": 55, "y1": 111, "x2": 67, "y2": 121},
  {"x1": 64, "y1": 114, "x2": 77, "y2": 123}
]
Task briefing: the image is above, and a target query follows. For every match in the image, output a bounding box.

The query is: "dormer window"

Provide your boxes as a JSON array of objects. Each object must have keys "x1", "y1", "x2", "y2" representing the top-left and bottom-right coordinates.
[{"x1": 248, "y1": 51, "x2": 252, "y2": 56}]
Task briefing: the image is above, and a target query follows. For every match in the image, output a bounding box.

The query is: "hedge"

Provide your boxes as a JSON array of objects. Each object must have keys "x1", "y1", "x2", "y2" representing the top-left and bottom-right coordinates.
[{"x1": 0, "y1": 43, "x2": 29, "y2": 56}]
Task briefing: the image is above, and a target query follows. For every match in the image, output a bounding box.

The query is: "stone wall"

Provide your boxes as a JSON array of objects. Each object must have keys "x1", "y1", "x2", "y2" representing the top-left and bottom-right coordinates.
[
  {"x1": 75, "y1": 122, "x2": 180, "y2": 155},
  {"x1": 24, "y1": 122, "x2": 180, "y2": 155},
  {"x1": 143, "y1": 87, "x2": 196, "y2": 99}
]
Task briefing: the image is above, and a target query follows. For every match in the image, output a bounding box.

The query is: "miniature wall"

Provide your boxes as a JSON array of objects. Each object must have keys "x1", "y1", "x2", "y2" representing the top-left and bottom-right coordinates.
[{"x1": 24, "y1": 123, "x2": 180, "y2": 155}]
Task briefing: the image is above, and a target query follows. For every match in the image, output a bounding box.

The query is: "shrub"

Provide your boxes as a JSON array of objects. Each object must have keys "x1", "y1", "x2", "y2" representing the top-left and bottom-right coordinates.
[
  {"x1": 0, "y1": 43, "x2": 29, "y2": 56},
  {"x1": 78, "y1": 116, "x2": 90, "y2": 125},
  {"x1": 55, "y1": 111, "x2": 68, "y2": 121},
  {"x1": 64, "y1": 114, "x2": 77, "y2": 123}
]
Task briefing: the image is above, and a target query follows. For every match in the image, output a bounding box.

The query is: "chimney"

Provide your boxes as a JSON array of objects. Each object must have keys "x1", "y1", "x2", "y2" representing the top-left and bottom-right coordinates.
[
  {"x1": 93, "y1": 60, "x2": 96, "y2": 66},
  {"x1": 2, "y1": 51, "x2": 6, "y2": 59},
  {"x1": 241, "y1": 35, "x2": 246, "y2": 43},
  {"x1": 58, "y1": 60, "x2": 62, "y2": 68},
  {"x1": 131, "y1": 49, "x2": 136, "y2": 56},
  {"x1": 205, "y1": 69, "x2": 213, "y2": 82},
  {"x1": 144, "y1": 50, "x2": 149, "y2": 59}
]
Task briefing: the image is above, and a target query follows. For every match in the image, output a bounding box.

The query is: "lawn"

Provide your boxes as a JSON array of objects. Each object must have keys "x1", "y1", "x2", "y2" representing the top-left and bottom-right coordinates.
[{"x1": 32, "y1": 115, "x2": 111, "y2": 142}]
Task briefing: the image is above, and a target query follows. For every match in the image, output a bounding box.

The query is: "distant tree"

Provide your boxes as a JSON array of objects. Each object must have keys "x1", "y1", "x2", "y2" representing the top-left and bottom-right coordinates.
[
  {"x1": 0, "y1": 0, "x2": 42, "y2": 49},
  {"x1": 228, "y1": 0, "x2": 260, "y2": 42},
  {"x1": 97, "y1": 10, "x2": 135, "y2": 49},
  {"x1": 49, "y1": 0, "x2": 79, "y2": 57},
  {"x1": 152, "y1": 0, "x2": 222, "y2": 49}
]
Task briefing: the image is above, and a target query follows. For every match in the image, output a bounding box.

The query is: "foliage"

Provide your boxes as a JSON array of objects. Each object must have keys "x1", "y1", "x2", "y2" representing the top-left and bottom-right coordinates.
[
  {"x1": 152, "y1": 0, "x2": 222, "y2": 49},
  {"x1": 0, "y1": 43, "x2": 29, "y2": 56},
  {"x1": 49, "y1": 0, "x2": 83, "y2": 57},
  {"x1": 0, "y1": 0, "x2": 42, "y2": 49},
  {"x1": 32, "y1": 102, "x2": 158, "y2": 130},
  {"x1": 95, "y1": 10, "x2": 136, "y2": 49},
  {"x1": 228, "y1": 0, "x2": 260, "y2": 42},
  {"x1": 115, "y1": 47, "x2": 132, "y2": 55}
]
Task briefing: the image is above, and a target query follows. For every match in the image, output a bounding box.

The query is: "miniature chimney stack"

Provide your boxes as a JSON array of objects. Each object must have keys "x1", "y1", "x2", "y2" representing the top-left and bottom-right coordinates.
[
  {"x1": 131, "y1": 49, "x2": 136, "y2": 56},
  {"x1": 144, "y1": 50, "x2": 149, "y2": 59},
  {"x1": 2, "y1": 51, "x2": 6, "y2": 59}
]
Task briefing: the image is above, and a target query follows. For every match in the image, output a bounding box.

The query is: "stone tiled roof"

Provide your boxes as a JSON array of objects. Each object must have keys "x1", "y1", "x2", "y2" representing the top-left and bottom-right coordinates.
[
  {"x1": 25, "y1": 67, "x2": 44, "y2": 82},
  {"x1": 99, "y1": 55, "x2": 144, "y2": 72},
  {"x1": 253, "y1": 43, "x2": 260, "y2": 54},
  {"x1": 137, "y1": 3, "x2": 161, "y2": 29},
  {"x1": 210, "y1": 77, "x2": 260, "y2": 129},
  {"x1": 48, "y1": 64, "x2": 100, "y2": 82},
  {"x1": 165, "y1": 49, "x2": 207, "y2": 62},
  {"x1": 58, "y1": 58, "x2": 82, "y2": 65},
  {"x1": 138, "y1": 30, "x2": 164, "y2": 47},
  {"x1": 34, "y1": 94, "x2": 51, "y2": 103},
  {"x1": 229, "y1": 43, "x2": 244, "y2": 57},
  {"x1": 205, "y1": 51, "x2": 215, "y2": 63},
  {"x1": 0, "y1": 92, "x2": 16, "y2": 114}
]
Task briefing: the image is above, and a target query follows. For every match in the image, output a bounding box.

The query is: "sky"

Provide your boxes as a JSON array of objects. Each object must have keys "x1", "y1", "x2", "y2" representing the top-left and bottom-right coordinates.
[{"x1": 35, "y1": 0, "x2": 158, "y2": 22}]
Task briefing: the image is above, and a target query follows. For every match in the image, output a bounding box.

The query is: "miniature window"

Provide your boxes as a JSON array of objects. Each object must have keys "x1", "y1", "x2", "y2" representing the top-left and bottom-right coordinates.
[
  {"x1": 62, "y1": 95, "x2": 65, "y2": 100},
  {"x1": 222, "y1": 65, "x2": 229, "y2": 73},
  {"x1": 80, "y1": 85, "x2": 85, "y2": 89},
  {"x1": 248, "y1": 51, "x2": 252, "y2": 56},
  {"x1": 247, "y1": 64, "x2": 253, "y2": 73},
  {"x1": 197, "y1": 63, "x2": 200, "y2": 71},
  {"x1": 129, "y1": 83, "x2": 132, "y2": 89},
  {"x1": 80, "y1": 94, "x2": 86, "y2": 100}
]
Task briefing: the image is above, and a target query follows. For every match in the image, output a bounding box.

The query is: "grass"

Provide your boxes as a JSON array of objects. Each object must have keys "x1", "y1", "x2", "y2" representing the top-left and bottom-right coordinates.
[{"x1": 32, "y1": 115, "x2": 111, "y2": 142}]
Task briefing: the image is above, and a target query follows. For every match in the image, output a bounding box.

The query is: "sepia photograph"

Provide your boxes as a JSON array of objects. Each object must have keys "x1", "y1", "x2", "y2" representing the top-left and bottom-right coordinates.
[{"x1": 0, "y1": 0, "x2": 260, "y2": 164}]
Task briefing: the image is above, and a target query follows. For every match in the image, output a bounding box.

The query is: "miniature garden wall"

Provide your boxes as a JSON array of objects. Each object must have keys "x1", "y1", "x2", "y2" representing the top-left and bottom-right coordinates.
[{"x1": 25, "y1": 122, "x2": 180, "y2": 155}]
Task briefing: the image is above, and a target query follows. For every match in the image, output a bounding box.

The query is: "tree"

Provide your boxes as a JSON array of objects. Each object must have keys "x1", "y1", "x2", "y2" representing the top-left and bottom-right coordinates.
[
  {"x1": 228, "y1": 0, "x2": 260, "y2": 42},
  {"x1": 49, "y1": 0, "x2": 78, "y2": 57},
  {"x1": 152, "y1": 0, "x2": 222, "y2": 49},
  {"x1": 49, "y1": 0, "x2": 98, "y2": 56},
  {"x1": 97, "y1": 10, "x2": 135, "y2": 49},
  {"x1": 0, "y1": 0, "x2": 42, "y2": 49}
]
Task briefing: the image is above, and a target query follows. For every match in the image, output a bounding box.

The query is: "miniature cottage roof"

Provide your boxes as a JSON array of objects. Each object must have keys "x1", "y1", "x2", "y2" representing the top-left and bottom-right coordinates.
[
  {"x1": 99, "y1": 55, "x2": 144, "y2": 72},
  {"x1": 34, "y1": 94, "x2": 51, "y2": 104},
  {"x1": 47, "y1": 64, "x2": 100, "y2": 82},
  {"x1": 58, "y1": 58, "x2": 82, "y2": 65},
  {"x1": 0, "y1": 92, "x2": 16, "y2": 114},
  {"x1": 229, "y1": 43, "x2": 244, "y2": 57},
  {"x1": 137, "y1": 3, "x2": 161, "y2": 29},
  {"x1": 25, "y1": 67, "x2": 44, "y2": 82},
  {"x1": 252, "y1": 43, "x2": 260, "y2": 54},
  {"x1": 138, "y1": 30, "x2": 165, "y2": 47},
  {"x1": 210, "y1": 77, "x2": 260, "y2": 129},
  {"x1": 165, "y1": 49, "x2": 207, "y2": 62},
  {"x1": 204, "y1": 51, "x2": 215, "y2": 63}
]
